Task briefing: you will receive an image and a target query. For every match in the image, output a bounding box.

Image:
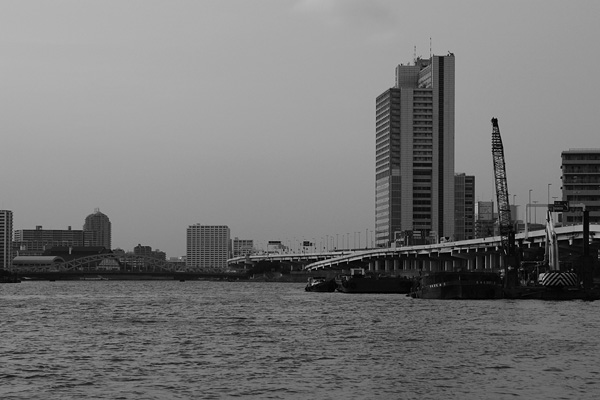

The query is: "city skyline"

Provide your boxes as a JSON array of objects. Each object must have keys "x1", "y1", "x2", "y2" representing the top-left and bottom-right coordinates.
[{"x1": 2, "y1": 1, "x2": 599, "y2": 258}]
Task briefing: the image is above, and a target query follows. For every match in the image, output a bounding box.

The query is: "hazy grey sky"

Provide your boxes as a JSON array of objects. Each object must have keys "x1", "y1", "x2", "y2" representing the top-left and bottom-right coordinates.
[{"x1": 2, "y1": 0, "x2": 599, "y2": 257}]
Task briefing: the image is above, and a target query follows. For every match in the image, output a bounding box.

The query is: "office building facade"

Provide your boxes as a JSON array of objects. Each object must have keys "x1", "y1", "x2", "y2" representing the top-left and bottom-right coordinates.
[
  {"x1": 186, "y1": 224, "x2": 230, "y2": 270},
  {"x1": 134, "y1": 244, "x2": 166, "y2": 260},
  {"x1": 454, "y1": 173, "x2": 475, "y2": 241},
  {"x1": 0, "y1": 210, "x2": 13, "y2": 269},
  {"x1": 232, "y1": 238, "x2": 254, "y2": 257},
  {"x1": 14, "y1": 226, "x2": 92, "y2": 256},
  {"x1": 474, "y1": 201, "x2": 495, "y2": 238},
  {"x1": 376, "y1": 54, "x2": 455, "y2": 246},
  {"x1": 561, "y1": 149, "x2": 600, "y2": 224},
  {"x1": 83, "y1": 209, "x2": 112, "y2": 249}
]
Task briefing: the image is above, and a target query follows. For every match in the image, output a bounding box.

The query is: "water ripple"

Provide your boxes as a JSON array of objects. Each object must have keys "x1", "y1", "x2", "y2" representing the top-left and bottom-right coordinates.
[{"x1": 1, "y1": 281, "x2": 600, "y2": 399}]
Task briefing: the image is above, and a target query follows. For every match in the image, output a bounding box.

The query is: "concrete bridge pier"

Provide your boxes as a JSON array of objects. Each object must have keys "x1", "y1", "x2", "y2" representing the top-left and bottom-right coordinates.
[
  {"x1": 475, "y1": 254, "x2": 485, "y2": 270},
  {"x1": 423, "y1": 258, "x2": 434, "y2": 272},
  {"x1": 385, "y1": 259, "x2": 392, "y2": 273},
  {"x1": 485, "y1": 253, "x2": 501, "y2": 271},
  {"x1": 467, "y1": 256, "x2": 475, "y2": 271}
]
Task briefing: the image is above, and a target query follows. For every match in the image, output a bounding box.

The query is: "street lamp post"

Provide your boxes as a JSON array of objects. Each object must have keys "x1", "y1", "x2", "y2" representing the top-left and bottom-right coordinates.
[
  {"x1": 528, "y1": 189, "x2": 532, "y2": 226},
  {"x1": 548, "y1": 183, "x2": 552, "y2": 205}
]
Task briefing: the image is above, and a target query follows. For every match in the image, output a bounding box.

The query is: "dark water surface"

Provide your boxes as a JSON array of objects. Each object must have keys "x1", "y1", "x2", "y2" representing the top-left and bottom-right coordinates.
[{"x1": 1, "y1": 281, "x2": 599, "y2": 399}]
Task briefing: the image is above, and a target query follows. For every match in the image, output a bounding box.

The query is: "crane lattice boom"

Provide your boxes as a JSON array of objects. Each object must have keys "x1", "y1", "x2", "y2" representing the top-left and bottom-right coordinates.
[{"x1": 491, "y1": 118, "x2": 513, "y2": 255}]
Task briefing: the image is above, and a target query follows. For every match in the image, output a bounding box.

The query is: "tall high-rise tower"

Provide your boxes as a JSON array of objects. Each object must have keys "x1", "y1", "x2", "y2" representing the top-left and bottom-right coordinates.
[
  {"x1": 83, "y1": 208, "x2": 112, "y2": 249},
  {"x1": 0, "y1": 210, "x2": 13, "y2": 269},
  {"x1": 375, "y1": 54, "x2": 455, "y2": 246}
]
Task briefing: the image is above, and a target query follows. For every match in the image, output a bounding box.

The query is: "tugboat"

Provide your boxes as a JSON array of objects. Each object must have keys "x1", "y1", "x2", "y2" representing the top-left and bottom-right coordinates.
[
  {"x1": 305, "y1": 276, "x2": 337, "y2": 292},
  {"x1": 337, "y1": 268, "x2": 412, "y2": 294}
]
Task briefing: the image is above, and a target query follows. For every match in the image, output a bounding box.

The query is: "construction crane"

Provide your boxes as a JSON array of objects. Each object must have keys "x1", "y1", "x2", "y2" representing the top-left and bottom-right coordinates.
[
  {"x1": 491, "y1": 118, "x2": 517, "y2": 284},
  {"x1": 491, "y1": 119, "x2": 597, "y2": 298}
]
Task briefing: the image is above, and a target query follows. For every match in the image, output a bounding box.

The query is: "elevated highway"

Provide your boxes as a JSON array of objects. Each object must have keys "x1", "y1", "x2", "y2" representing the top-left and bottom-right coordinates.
[
  {"x1": 227, "y1": 250, "x2": 354, "y2": 270},
  {"x1": 230, "y1": 225, "x2": 600, "y2": 276}
]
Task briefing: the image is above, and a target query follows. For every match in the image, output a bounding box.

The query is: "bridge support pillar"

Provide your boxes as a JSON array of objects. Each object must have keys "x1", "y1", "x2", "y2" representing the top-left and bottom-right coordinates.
[
  {"x1": 467, "y1": 256, "x2": 475, "y2": 271},
  {"x1": 371, "y1": 260, "x2": 377, "y2": 272},
  {"x1": 432, "y1": 260, "x2": 438, "y2": 272},
  {"x1": 486, "y1": 254, "x2": 495, "y2": 270},
  {"x1": 457, "y1": 259, "x2": 464, "y2": 271},
  {"x1": 424, "y1": 259, "x2": 433, "y2": 272},
  {"x1": 443, "y1": 259, "x2": 452, "y2": 272},
  {"x1": 385, "y1": 259, "x2": 391, "y2": 273},
  {"x1": 393, "y1": 259, "x2": 399, "y2": 273},
  {"x1": 491, "y1": 254, "x2": 499, "y2": 270},
  {"x1": 475, "y1": 254, "x2": 485, "y2": 270},
  {"x1": 495, "y1": 253, "x2": 503, "y2": 271}
]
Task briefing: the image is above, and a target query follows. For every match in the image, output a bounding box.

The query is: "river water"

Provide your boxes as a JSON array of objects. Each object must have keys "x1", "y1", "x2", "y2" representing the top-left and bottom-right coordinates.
[{"x1": 1, "y1": 280, "x2": 599, "y2": 399}]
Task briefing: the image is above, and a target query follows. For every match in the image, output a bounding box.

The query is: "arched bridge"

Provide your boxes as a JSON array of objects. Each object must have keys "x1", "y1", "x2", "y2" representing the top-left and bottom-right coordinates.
[{"x1": 13, "y1": 253, "x2": 218, "y2": 274}]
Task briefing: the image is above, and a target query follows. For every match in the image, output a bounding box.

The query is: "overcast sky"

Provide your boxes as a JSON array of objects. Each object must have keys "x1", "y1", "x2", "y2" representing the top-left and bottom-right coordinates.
[{"x1": 1, "y1": 0, "x2": 599, "y2": 257}]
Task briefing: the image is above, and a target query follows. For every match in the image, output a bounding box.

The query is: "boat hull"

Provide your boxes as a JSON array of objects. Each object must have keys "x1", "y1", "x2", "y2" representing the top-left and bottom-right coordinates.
[
  {"x1": 337, "y1": 276, "x2": 412, "y2": 294},
  {"x1": 411, "y1": 271, "x2": 503, "y2": 300},
  {"x1": 305, "y1": 278, "x2": 337, "y2": 292}
]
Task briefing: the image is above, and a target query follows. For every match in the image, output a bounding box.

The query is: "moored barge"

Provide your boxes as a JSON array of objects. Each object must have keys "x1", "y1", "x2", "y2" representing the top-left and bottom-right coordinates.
[
  {"x1": 410, "y1": 271, "x2": 504, "y2": 299},
  {"x1": 337, "y1": 268, "x2": 412, "y2": 294}
]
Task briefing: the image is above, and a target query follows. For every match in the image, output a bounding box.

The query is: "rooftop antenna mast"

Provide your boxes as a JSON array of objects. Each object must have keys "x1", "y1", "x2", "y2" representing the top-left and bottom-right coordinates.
[
  {"x1": 413, "y1": 45, "x2": 416, "y2": 64},
  {"x1": 430, "y1": 37, "x2": 432, "y2": 58}
]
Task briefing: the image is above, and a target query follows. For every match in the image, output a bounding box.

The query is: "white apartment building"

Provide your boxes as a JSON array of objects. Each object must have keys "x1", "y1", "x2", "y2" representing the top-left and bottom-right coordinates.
[{"x1": 186, "y1": 224, "x2": 230, "y2": 270}]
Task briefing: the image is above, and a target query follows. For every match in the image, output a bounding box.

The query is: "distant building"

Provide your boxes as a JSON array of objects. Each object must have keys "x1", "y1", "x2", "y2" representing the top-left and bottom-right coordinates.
[
  {"x1": 561, "y1": 149, "x2": 600, "y2": 224},
  {"x1": 455, "y1": 173, "x2": 475, "y2": 241},
  {"x1": 133, "y1": 244, "x2": 166, "y2": 260},
  {"x1": 375, "y1": 54, "x2": 455, "y2": 247},
  {"x1": 42, "y1": 246, "x2": 111, "y2": 261},
  {"x1": 266, "y1": 240, "x2": 287, "y2": 254},
  {"x1": 84, "y1": 209, "x2": 111, "y2": 249},
  {"x1": 0, "y1": 210, "x2": 13, "y2": 269},
  {"x1": 186, "y1": 225, "x2": 230, "y2": 270},
  {"x1": 232, "y1": 238, "x2": 253, "y2": 257},
  {"x1": 14, "y1": 226, "x2": 92, "y2": 256},
  {"x1": 475, "y1": 201, "x2": 495, "y2": 238}
]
